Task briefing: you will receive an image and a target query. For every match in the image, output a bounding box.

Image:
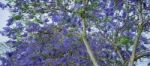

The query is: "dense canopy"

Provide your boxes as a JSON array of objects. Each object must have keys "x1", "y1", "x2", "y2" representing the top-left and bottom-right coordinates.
[{"x1": 0, "y1": 0, "x2": 150, "y2": 66}]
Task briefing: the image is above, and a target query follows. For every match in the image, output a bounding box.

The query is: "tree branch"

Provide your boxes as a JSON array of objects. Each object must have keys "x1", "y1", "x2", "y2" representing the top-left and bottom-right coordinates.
[
  {"x1": 129, "y1": 0, "x2": 145, "y2": 66},
  {"x1": 81, "y1": 15, "x2": 98, "y2": 66},
  {"x1": 134, "y1": 51, "x2": 150, "y2": 61},
  {"x1": 80, "y1": 0, "x2": 98, "y2": 66}
]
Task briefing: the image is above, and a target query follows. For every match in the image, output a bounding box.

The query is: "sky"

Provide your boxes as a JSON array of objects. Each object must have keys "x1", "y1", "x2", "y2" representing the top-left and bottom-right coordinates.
[
  {"x1": 0, "y1": 9, "x2": 10, "y2": 42},
  {"x1": 0, "y1": 0, "x2": 10, "y2": 42},
  {"x1": 0, "y1": 0, "x2": 11, "y2": 57},
  {"x1": 0, "y1": 0, "x2": 149, "y2": 66}
]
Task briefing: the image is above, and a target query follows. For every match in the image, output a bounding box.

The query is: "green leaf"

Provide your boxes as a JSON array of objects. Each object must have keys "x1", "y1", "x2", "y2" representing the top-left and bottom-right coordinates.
[
  {"x1": 5, "y1": 0, "x2": 16, "y2": 3},
  {"x1": 67, "y1": 33, "x2": 73, "y2": 37},
  {"x1": 115, "y1": 60, "x2": 123, "y2": 66},
  {"x1": 13, "y1": 15, "x2": 22, "y2": 20},
  {"x1": 33, "y1": 18, "x2": 42, "y2": 24},
  {"x1": 103, "y1": 16, "x2": 111, "y2": 22},
  {"x1": 21, "y1": 4, "x2": 29, "y2": 11},
  {"x1": 120, "y1": 37, "x2": 129, "y2": 44},
  {"x1": 78, "y1": 8, "x2": 86, "y2": 18},
  {"x1": 32, "y1": 3, "x2": 40, "y2": 7},
  {"x1": 86, "y1": 2, "x2": 98, "y2": 11},
  {"x1": 75, "y1": 0, "x2": 81, "y2": 3},
  {"x1": 57, "y1": 0, "x2": 63, "y2": 5},
  {"x1": 92, "y1": 2, "x2": 98, "y2": 8},
  {"x1": 114, "y1": 0, "x2": 119, "y2": 6},
  {"x1": 118, "y1": 36, "x2": 133, "y2": 45},
  {"x1": 78, "y1": 8, "x2": 85, "y2": 14}
]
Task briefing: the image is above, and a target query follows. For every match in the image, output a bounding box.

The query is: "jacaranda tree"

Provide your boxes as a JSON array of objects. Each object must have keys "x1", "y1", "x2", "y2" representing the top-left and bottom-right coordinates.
[{"x1": 0, "y1": 0, "x2": 150, "y2": 66}]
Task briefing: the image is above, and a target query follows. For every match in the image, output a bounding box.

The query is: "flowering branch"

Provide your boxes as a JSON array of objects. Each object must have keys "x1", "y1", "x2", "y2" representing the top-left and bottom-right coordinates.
[
  {"x1": 129, "y1": 0, "x2": 145, "y2": 66},
  {"x1": 80, "y1": 0, "x2": 98, "y2": 66},
  {"x1": 81, "y1": 18, "x2": 98, "y2": 66}
]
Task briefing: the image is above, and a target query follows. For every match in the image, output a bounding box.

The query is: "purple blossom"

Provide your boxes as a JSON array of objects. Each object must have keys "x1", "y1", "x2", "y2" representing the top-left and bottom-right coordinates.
[
  {"x1": 6, "y1": 17, "x2": 14, "y2": 26},
  {"x1": 26, "y1": 23, "x2": 40, "y2": 32},
  {"x1": 43, "y1": 18, "x2": 49, "y2": 22},
  {"x1": 0, "y1": 2, "x2": 6, "y2": 9},
  {"x1": 52, "y1": 15, "x2": 62, "y2": 22}
]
